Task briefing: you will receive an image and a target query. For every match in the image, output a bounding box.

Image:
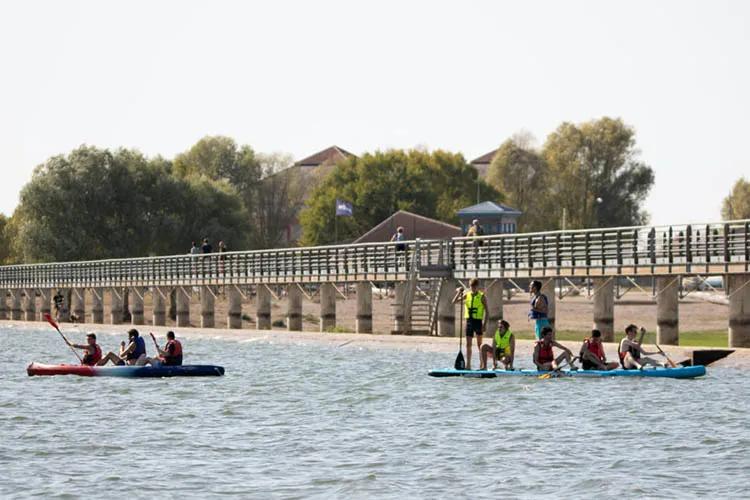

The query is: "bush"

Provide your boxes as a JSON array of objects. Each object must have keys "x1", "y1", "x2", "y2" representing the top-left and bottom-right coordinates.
[{"x1": 272, "y1": 319, "x2": 285, "y2": 328}]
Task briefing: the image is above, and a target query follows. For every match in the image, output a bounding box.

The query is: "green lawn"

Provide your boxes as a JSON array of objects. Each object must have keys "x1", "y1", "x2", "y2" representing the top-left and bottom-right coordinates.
[{"x1": 512, "y1": 330, "x2": 728, "y2": 347}]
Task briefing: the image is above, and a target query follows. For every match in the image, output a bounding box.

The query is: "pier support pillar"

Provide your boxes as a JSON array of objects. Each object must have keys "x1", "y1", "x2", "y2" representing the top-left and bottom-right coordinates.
[
  {"x1": 592, "y1": 278, "x2": 615, "y2": 341},
  {"x1": 437, "y1": 280, "x2": 457, "y2": 337},
  {"x1": 129, "y1": 288, "x2": 144, "y2": 325},
  {"x1": 656, "y1": 277, "x2": 679, "y2": 345},
  {"x1": 152, "y1": 287, "x2": 167, "y2": 326},
  {"x1": 23, "y1": 288, "x2": 36, "y2": 321},
  {"x1": 728, "y1": 274, "x2": 750, "y2": 347},
  {"x1": 356, "y1": 282, "x2": 372, "y2": 333},
  {"x1": 485, "y1": 279, "x2": 504, "y2": 331},
  {"x1": 10, "y1": 289, "x2": 22, "y2": 321},
  {"x1": 393, "y1": 282, "x2": 410, "y2": 334},
  {"x1": 256, "y1": 286, "x2": 271, "y2": 330},
  {"x1": 72, "y1": 288, "x2": 85, "y2": 323},
  {"x1": 541, "y1": 278, "x2": 556, "y2": 331},
  {"x1": 227, "y1": 286, "x2": 242, "y2": 329},
  {"x1": 110, "y1": 288, "x2": 124, "y2": 324},
  {"x1": 91, "y1": 289, "x2": 103, "y2": 324},
  {"x1": 176, "y1": 287, "x2": 190, "y2": 327},
  {"x1": 200, "y1": 286, "x2": 215, "y2": 328},
  {"x1": 0, "y1": 289, "x2": 7, "y2": 320},
  {"x1": 38, "y1": 289, "x2": 51, "y2": 322},
  {"x1": 287, "y1": 285, "x2": 302, "y2": 331},
  {"x1": 320, "y1": 283, "x2": 336, "y2": 332}
]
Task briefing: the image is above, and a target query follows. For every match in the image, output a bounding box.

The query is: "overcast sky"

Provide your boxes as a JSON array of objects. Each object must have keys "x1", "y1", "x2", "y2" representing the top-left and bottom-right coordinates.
[{"x1": 1, "y1": 0, "x2": 747, "y2": 226}]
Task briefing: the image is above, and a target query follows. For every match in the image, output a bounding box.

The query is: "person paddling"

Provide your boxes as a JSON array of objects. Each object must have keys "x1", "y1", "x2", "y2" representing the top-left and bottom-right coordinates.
[
  {"x1": 98, "y1": 329, "x2": 148, "y2": 366},
  {"x1": 147, "y1": 331, "x2": 183, "y2": 366},
  {"x1": 579, "y1": 329, "x2": 619, "y2": 371},
  {"x1": 534, "y1": 326, "x2": 578, "y2": 371},
  {"x1": 452, "y1": 278, "x2": 488, "y2": 370},
  {"x1": 65, "y1": 333, "x2": 102, "y2": 366},
  {"x1": 618, "y1": 325, "x2": 662, "y2": 370},
  {"x1": 480, "y1": 319, "x2": 515, "y2": 370}
]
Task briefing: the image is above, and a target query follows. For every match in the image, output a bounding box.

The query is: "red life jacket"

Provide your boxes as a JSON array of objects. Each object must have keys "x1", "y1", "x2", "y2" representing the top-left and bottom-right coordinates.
[
  {"x1": 162, "y1": 339, "x2": 183, "y2": 366},
  {"x1": 82, "y1": 344, "x2": 102, "y2": 366},
  {"x1": 538, "y1": 341, "x2": 554, "y2": 364},
  {"x1": 583, "y1": 338, "x2": 604, "y2": 361}
]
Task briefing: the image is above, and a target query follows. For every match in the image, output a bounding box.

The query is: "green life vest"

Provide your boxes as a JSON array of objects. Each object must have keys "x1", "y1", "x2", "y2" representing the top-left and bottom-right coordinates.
[
  {"x1": 494, "y1": 329, "x2": 513, "y2": 355},
  {"x1": 464, "y1": 291, "x2": 485, "y2": 320}
]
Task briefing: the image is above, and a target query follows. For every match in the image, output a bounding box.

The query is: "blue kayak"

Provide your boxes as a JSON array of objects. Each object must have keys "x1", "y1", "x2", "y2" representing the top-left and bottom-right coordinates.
[
  {"x1": 428, "y1": 365, "x2": 706, "y2": 379},
  {"x1": 27, "y1": 362, "x2": 225, "y2": 377}
]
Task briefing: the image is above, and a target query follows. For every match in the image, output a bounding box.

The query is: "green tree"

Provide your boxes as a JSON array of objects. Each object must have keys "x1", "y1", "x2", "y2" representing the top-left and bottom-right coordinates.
[
  {"x1": 722, "y1": 177, "x2": 750, "y2": 219},
  {"x1": 542, "y1": 117, "x2": 654, "y2": 229}
]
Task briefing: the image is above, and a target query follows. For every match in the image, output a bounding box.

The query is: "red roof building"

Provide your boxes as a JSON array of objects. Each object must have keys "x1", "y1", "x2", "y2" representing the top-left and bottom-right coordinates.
[
  {"x1": 470, "y1": 149, "x2": 498, "y2": 180},
  {"x1": 354, "y1": 210, "x2": 461, "y2": 243}
]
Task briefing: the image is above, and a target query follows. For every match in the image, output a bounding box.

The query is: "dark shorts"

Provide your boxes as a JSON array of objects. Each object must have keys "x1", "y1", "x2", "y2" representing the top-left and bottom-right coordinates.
[
  {"x1": 465, "y1": 319, "x2": 483, "y2": 338},
  {"x1": 495, "y1": 348, "x2": 509, "y2": 359},
  {"x1": 116, "y1": 359, "x2": 125, "y2": 366},
  {"x1": 582, "y1": 358, "x2": 598, "y2": 370}
]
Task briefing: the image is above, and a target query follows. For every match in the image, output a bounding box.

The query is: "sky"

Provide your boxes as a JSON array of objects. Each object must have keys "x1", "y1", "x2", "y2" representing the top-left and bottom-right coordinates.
[{"x1": 0, "y1": 0, "x2": 748, "y2": 226}]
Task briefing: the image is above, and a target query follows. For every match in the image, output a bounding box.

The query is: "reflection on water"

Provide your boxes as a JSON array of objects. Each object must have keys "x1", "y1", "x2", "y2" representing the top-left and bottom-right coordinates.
[{"x1": 0, "y1": 325, "x2": 748, "y2": 499}]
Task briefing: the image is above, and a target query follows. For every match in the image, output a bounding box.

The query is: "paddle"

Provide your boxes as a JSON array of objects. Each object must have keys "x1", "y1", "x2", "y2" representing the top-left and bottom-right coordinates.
[
  {"x1": 454, "y1": 295, "x2": 465, "y2": 370},
  {"x1": 640, "y1": 328, "x2": 677, "y2": 368},
  {"x1": 149, "y1": 332, "x2": 160, "y2": 352},
  {"x1": 538, "y1": 356, "x2": 575, "y2": 379},
  {"x1": 44, "y1": 313, "x2": 83, "y2": 364}
]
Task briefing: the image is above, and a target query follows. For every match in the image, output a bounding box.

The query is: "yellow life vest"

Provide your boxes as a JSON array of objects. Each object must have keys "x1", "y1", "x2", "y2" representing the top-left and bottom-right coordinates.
[
  {"x1": 464, "y1": 291, "x2": 485, "y2": 320},
  {"x1": 494, "y1": 329, "x2": 513, "y2": 355}
]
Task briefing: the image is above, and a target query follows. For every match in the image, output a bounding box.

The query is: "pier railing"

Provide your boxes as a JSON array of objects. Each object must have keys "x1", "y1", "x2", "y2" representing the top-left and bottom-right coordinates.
[{"x1": 0, "y1": 220, "x2": 747, "y2": 289}]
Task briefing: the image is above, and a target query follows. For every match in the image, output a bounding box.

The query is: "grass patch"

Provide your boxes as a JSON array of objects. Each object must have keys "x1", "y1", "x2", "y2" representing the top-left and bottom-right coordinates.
[
  {"x1": 303, "y1": 314, "x2": 318, "y2": 323},
  {"x1": 324, "y1": 326, "x2": 354, "y2": 334}
]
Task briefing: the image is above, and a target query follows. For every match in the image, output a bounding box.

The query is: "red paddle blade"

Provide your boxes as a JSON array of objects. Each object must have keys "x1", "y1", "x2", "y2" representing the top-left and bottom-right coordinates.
[{"x1": 44, "y1": 313, "x2": 60, "y2": 330}]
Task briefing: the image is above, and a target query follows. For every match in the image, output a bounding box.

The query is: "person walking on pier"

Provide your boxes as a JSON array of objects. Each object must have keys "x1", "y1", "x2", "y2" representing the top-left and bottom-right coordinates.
[
  {"x1": 618, "y1": 325, "x2": 662, "y2": 370},
  {"x1": 534, "y1": 326, "x2": 577, "y2": 371},
  {"x1": 529, "y1": 280, "x2": 549, "y2": 340},
  {"x1": 480, "y1": 319, "x2": 515, "y2": 370},
  {"x1": 579, "y1": 330, "x2": 618, "y2": 370},
  {"x1": 453, "y1": 278, "x2": 488, "y2": 370}
]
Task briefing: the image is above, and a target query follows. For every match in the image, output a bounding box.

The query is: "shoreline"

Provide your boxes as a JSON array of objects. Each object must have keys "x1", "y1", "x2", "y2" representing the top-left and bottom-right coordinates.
[{"x1": 7, "y1": 319, "x2": 749, "y2": 370}]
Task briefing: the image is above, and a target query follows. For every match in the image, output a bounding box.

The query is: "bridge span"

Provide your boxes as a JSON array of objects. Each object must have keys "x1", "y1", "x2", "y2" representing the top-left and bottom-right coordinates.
[{"x1": 0, "y1": 219, "x2": 748, "y2": 347}]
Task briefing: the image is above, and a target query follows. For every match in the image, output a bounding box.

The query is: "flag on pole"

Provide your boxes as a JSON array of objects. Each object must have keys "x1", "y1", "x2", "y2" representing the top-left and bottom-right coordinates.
[{"x1": 336, "y1": 199, "x2": 353, "y2": 216}]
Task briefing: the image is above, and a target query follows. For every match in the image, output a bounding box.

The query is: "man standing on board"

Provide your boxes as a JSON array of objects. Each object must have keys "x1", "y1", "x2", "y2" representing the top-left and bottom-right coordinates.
[
  {"x1": 452, "y1": 278, "x2": 488, "y2": 370},
  {"x1": 529, "y1": 280, "x2": 549, "y2": 340}
]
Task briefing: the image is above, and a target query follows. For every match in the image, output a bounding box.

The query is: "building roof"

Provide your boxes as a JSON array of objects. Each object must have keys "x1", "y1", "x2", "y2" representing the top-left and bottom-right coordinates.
[
  {"x1": 353, "y1": 210, "x2": 461, "y2": 243},
  {"x1": 470, "y1": 149, "x2": 499, "y2": 165},
  {"x1": 296, "y1": 146, "x2": 355, "y2": 167},
  {"x1": 456, "y1": 201, "x2": 522, "y2": 218}
]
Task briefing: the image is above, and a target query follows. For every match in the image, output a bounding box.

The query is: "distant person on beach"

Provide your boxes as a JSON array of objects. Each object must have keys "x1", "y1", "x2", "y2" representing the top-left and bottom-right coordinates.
[
  {"x1": 53, "y1": 291, "x2": 64, "y2": 321},
  {"x1": 98, "y1": 329, "x2": 148, "y2": 366},
  {"x1": 65, "y1": 333, "x2": 102, "y2": 366},
  {"x1": 618, "y1": 324, "x2": 662, "y2": 370},
  {"x1": 534, "y1": 326, "x2": 577, "y2": 371},
  {"x1": 528, "y1": 280, "x2": 549, "y2": 340},
  {"x1": 579, "y1": 329, "x2": 619, "y2": 370},
  {"x1": 147, "y1": 331, "x2": 183, "y2": 366},
  {"x1": 452, "y1": 278, "x2": 488, "y2": 371},
  {"x1": 480, "y1": 319, "x2": 515, "y2": 370}
]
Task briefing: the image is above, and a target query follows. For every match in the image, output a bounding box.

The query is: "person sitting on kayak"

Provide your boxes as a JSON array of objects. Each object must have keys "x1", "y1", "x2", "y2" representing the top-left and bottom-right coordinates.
[
  {"x1": 147, "y1": 331, "x2": 183, "y2": 366},
  {"x1": 98, "y1": 329, "x2": 148, "y2": 366},
  {"x1": 534, "y1": 326, "x2": 578, "y2": 371},
  {"x1": 579, "y1": 329, "x2": 619, "y2": 371},
  {"x1": 479, "y1": 319, "x2": 515, "y2": 370},
  {"x1": 618, "y1": 325, "x2": 662, "y2": 370},
  {"x1": 65, "y1": 333, "x2": 102, "y2": 366}
]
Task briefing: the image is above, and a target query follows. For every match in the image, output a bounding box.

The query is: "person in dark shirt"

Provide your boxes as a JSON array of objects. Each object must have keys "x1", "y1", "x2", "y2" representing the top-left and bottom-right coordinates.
[{"x1": 201, "y1": 238, "x2": 213, "y2": 253}]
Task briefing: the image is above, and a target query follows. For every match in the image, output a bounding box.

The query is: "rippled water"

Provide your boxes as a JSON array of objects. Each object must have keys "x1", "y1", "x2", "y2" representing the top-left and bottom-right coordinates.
[{"x1": 1, "y1": 325, "x2": 748, "y2": 499}]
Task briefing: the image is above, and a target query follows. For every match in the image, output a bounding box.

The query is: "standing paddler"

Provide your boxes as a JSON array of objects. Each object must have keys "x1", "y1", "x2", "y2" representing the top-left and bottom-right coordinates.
[{"x1": 452, "y1": 278, "x2": 488, "y2": 371}]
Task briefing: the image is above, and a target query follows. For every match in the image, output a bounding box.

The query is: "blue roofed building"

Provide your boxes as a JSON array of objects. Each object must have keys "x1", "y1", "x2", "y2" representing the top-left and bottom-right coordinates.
[{"x1": 456, "y1": 201, "x2": 522, "y2": 235}]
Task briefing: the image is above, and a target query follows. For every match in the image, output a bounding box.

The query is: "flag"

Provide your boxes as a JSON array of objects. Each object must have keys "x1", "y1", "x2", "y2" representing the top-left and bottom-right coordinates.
[{"x1": 336, "y1": 199, "x2": 353, "y2": 216}]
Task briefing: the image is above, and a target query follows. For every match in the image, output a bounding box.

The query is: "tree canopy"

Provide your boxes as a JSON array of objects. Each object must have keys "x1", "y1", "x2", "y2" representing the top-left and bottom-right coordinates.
[{"x1": 722, "y1": 177, "x2": 750, "y2": 220}]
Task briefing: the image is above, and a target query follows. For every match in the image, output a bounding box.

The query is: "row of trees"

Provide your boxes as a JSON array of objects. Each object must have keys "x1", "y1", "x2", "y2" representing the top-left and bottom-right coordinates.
[{"x1": 722, "y1": 178, "x2": 750, "y2": 220}]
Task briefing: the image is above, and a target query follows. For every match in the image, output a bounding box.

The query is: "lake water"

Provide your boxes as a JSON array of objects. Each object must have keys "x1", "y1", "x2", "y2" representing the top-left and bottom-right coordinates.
[{"x1": 1, "y1": 324, "x2": 748, "y2": 499}]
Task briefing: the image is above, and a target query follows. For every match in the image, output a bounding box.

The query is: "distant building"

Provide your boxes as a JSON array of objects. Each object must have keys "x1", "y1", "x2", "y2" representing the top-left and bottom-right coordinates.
[
  {"x1": 456, "y1": 201, "x2": 522, "y2": 235},
  {"x1": 470, "y1": 149, "x2": 498, "y2": 180},
  {"x1": 353, "y1": 210, "x2": 461, "y2": 244}
]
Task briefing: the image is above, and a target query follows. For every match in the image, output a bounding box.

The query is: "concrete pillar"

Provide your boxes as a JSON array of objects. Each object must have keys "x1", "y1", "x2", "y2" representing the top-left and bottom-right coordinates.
[
  {"x1": 91, "y1": 289, "x2": 104, "y2": 324},
  {"x1": 129, "y1": 288, "x2": 144, "y2": 325},
  {"x1": 256, "y1": 285, "x2": 271, "y2": 330},
  {"x1": 0, "y1": 289, "x2": 8, "y2": 320},
  {"x1": 72, "y1": 288, "x2": 86, "y2": 323},
  {"x1": 320, "y1": 283, "x2": 336, "y2": 332},
  {"x1": 10, "y1": 289, "x2": 22, "y2": 320},
  {"x1": 484, "y1": 279, "x2": 504, "y2": 332},
  {"x1": 592, "y1": 278, "x2": 615, "y2": 341},
  {"x1": 392, "y1": 282, "x2": 409, "y2": 333},
  {"x1": 227, "y1": 286, "x2": 242, "y2": 329},
  {"x1": 176, "y1": 287, "x2": 191, "y2": 327},
  {"x1": 23, "y1": 288, "x2": 36, "y2": 321},
  {"x1": 437, "y1": 280, "x2": 457, "y2": 337},
  {"x1": 110, "y1": 288, "x2": 124, "y2": 325},
  {"x1": 153, "y1": 287, "x2": 167, "y2": 326},
  {"x1": 656, "y1": 276, "x2": 679, "y2": 345},
  {"x1": 287, "y1": 284, "x2": 302, "y2": 331},
  {"x1": 200, "y1": 286, "x2": 215, "y2": 328},
  {"x1": 541, "y1": 278, "x2": 556, "y2": 330},
  {"x1": 38, "y1": 289, "x2": 51, "y2": 322},
  {"x1": 356, "y1": 282, "x2": 372, "y2": 333},
  {"x1": 728, "y1": 274, "x2": 750, "y2": 348}
]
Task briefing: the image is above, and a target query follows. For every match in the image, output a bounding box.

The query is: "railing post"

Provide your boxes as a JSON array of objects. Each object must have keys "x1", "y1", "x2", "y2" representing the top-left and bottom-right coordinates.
[
  {"x1": 724, "y1": 223, "x2": 730, "y2": 269},
  {"x1": 686, "y1": 225, "x2": 693, "y2": 264}
]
